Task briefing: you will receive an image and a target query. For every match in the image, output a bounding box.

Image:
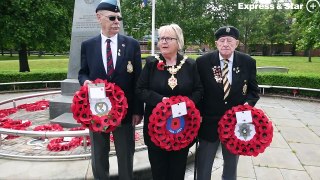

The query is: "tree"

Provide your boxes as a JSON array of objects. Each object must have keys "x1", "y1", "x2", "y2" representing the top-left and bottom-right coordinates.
[
  {"x1": 121, "y1": 0, "x2": 212, "y2": 48},
  {"x1": 0, "y1": 0, "x2": 74, "y2": 72},
  {"x1": 292, "y1": 0, "x2": 320, "y2": 62}
]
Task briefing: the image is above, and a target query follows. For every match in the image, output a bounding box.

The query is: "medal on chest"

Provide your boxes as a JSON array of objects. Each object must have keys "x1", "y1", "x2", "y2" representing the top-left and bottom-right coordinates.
[{"x1": 155, "y1": 55, "x2": 187, "y2": 90}]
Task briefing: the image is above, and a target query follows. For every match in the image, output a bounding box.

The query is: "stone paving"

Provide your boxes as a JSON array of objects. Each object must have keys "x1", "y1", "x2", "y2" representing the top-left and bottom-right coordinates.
[{"x1": 0, "y1": 92, "x2": 320, "y2": 180}]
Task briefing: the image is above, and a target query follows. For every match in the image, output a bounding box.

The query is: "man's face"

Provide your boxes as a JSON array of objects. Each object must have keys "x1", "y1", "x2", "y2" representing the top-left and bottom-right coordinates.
[
  {"x1": 97, "y1": 10, "x2": 121, "y2": 37},
  {"x1": 215, "y1": 36, "x2": 239, "y2": 58}
]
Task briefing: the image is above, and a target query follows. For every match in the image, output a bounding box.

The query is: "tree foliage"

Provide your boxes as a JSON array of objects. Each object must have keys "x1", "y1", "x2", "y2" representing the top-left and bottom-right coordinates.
[
  {"x1": 0, "y1": 0, "x2": 74, "y2": 72},
  {"x1": 292, "y1": 0, "x2": 320, "y2": 50}
]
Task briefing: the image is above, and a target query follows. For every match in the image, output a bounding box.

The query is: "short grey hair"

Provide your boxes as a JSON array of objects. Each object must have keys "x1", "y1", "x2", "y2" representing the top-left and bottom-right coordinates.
[{"x1": 158, "y1": 23, "x2": 184, "y2": 50}]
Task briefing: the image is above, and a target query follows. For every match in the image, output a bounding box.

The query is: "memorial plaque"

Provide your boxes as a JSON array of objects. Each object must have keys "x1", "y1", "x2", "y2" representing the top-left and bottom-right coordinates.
[
  {"x1": 50, "y1": 0, "x2": 123, "y2": 121},
  {"x1": 68, "y1": 0, "x2": 101, "y2": 79}
]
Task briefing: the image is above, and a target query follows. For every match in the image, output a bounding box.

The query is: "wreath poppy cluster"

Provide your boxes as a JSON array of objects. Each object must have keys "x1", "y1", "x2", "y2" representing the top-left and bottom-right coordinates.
[
  {"x1": 17, "y1": 100, "x2": 49, "y2": 111},
  {"x1": 0, "y1": 107, "x2": 18, "y2": 119},
  {"x1": 46, "y1": 126, "x2": 89, "y2": 151},
  {"x1": 218, "y1": 104, "x2": 273, "y2": 156},
  {"x1": 148, "y1": 96, "x2": 201, "y2": 151},
  {"x1": 0, "y1": 100, "x2": 49, "y2": 139},
  {"x1": 0, "y1": 100, "x2": 91, "y2": 152},
  {"x1": 0, "y1": 118, "x2": 32, "y2": 139},
  {"x1": 71, "y1": 79, "x2": 128, "y2": 133}
]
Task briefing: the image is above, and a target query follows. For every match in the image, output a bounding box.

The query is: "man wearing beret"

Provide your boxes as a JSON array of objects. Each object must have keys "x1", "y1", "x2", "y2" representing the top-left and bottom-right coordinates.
[
  {"x1": 78, "y1": 0, "x2": 144, "y2": 179},
  {"x1": 196, "y1": 26, "x2": 260, "y2": 180}
]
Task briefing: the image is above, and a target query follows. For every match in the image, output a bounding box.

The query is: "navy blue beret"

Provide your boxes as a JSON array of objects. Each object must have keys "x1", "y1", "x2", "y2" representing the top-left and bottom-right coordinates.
[
  {"x1": 214, "y1": 26, "x2": 239, "y2": 40},
  {"x1": 96, "y1": 0, "x2": 120, "y2": 13}
]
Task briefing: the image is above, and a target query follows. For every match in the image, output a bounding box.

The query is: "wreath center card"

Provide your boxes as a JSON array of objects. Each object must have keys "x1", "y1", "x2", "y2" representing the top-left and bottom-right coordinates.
[
  {"x1": 148, "y1": 96, "x2": 201, "y2": 151},
  {"x1": 218, "y1": 104, "x2": 273, "y2": 156},
  {"x1": 71, "y1": 79, "x2": 128, "y2": 133}
]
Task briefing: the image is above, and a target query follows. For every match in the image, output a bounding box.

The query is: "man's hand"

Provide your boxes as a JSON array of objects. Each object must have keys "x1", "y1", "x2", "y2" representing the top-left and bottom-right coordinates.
[
  {"x1": 132, "y1": 114, "x2": 143, "y2": 126},
  {"x1": 84, "y1": 80, "x2": 92, "y2": 86}
]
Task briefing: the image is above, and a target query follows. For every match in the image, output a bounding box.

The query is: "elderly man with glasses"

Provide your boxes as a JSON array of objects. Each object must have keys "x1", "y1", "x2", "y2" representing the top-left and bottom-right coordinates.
[
  {"x1": 196, "y1": 26, "x2": 260, "y2": 180},
  {"x1": 78, "y1": 0, "x2": 144, "y2": 179}
]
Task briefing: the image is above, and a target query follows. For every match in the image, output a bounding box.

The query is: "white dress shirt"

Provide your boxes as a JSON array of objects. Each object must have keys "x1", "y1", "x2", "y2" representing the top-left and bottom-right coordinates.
[
  {"x1": 219, "y1": 53, "x2": 234, "y2": 85},
  {"x1": 101, "y1": 33, "x2": 118, "y2": 74}
]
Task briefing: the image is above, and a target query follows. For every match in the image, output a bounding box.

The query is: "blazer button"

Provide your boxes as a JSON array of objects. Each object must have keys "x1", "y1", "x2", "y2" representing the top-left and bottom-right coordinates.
[{"x1": 224, "y1": 101, "x2": 227, "y2": 104}]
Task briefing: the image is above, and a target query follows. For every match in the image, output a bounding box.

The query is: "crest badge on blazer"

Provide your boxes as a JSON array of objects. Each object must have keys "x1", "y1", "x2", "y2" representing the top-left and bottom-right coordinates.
[
  {"x1": 243, "y1": 80, "x2": 248, "y2": 95},
  {"x1": 127, "y1": 61, "x2": 133, "y2": 73}
]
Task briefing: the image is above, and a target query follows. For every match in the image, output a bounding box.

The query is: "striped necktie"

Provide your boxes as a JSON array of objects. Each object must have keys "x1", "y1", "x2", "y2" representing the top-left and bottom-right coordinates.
[
  {"x1": 222, "y1": 59, "x2": 231, "y2": 100},
  {"x1": 106, "y1": 39, "x2": 114, "y2": 77}
]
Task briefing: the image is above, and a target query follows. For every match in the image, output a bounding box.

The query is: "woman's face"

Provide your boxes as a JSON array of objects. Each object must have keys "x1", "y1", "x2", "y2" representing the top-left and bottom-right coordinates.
[{"x1": 157, "y1": 29, "x2": 179, "y2": 57}]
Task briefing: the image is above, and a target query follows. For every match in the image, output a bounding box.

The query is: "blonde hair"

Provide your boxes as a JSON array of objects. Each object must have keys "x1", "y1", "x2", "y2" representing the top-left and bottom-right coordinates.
[{"x1": 158, "y1": 23, "x2": 184, "y2": 50}]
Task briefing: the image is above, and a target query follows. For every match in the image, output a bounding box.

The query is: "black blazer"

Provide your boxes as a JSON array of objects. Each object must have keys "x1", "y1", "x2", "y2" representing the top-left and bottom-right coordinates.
[
  {"x1": 196, "y1": 50, "x2": 260, "y2": 142},
  {"x1": 78, "y1": 34, "x2": 144, "y2": 124},
  {"x1": 136, "y1": 54, "x2": 203, "y2": 149}
]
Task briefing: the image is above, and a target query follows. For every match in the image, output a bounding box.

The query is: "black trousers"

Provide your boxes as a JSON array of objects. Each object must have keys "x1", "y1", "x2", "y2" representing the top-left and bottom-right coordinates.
[
  {"x1": 90, "y1": 123, "x2": 135, "y2": 180},
  {"x1": 148, "y1": 147, "x2": 189, "y2": 180}
]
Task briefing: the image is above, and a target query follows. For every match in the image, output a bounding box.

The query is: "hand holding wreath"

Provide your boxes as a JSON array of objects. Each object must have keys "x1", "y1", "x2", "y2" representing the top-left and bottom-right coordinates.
[{"x1": 71, "y1": 79, "x2": 128, "y2": 133}]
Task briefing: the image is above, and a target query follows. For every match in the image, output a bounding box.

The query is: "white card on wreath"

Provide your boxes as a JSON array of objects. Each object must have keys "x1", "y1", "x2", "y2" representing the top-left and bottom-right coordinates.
[
  {"x1": 88, "y1": 83, "x2": 106, "y2": 99},
  {"x1": 89, "y1": 98, "x2": 112, "y2": 116},
  {"x1": 1, "y1": 134, "x2": 8, "y2": 140},
  {"x1": 171, "y1": 102, "x2": 187, "y2": 118},
  {"x1": 234, "y1": 123, "x2": 256, "y2": 141},
  {"x1": 63, "y1": 137, "x2": 73, "y2": 142},
  {"x1": 235, "y1": 110, "x2": 253, "y2": 123}
]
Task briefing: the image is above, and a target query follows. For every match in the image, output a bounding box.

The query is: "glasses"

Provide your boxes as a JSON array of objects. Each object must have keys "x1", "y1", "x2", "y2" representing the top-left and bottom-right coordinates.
[
  {"x1": 104, "y1": 15, "x2": 123, "y2": 21},
  {"x1": 158, "y1": 37, "x2": 177, "y2": 43}
]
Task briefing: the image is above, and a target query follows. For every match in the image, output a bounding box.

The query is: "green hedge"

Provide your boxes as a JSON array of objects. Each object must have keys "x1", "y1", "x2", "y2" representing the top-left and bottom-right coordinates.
[
  {"x1": 257, "y1": 73, "x2": 320, "y2": 98},
  {"x1": 0, "y1": 72, "x2": 319, "y2": 98},
  {"x1": 0, "y1": 72, "x2": 67, "y2": 91}
]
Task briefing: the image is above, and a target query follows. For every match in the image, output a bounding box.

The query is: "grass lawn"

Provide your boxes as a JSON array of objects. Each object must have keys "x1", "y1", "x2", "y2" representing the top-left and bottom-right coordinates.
[
  {"x1": 253, "y1": 56, "x2": 320, "y2": 75},
  {"x1": 0, "y1": 55, "x2": 69, "y2": 73},
  {"x1": 0, "y1": 55, "x2": 319, "y2": 75}
]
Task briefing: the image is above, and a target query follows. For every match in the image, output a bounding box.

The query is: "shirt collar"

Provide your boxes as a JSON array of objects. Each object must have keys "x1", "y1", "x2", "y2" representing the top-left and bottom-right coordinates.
[
  {"x1": 219, "y1": 53, "x2": 234, "y2": 62},
  {"x1": 101, "y1": 33, "x2": 118, "y2": 43}
]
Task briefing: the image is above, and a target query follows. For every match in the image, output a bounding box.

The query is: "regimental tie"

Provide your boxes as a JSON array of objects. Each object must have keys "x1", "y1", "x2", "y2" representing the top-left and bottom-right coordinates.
[
  {"x1": 106, "y1": 39, "x2": 114, "y2": 77},
  {"x1": 222, "y1": 59, "x2": 231, "y2": 100}
]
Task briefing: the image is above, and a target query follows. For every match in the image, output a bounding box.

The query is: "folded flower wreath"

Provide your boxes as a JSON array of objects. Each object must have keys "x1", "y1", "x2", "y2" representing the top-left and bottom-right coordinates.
[
  {"x1": 148, "y1": 96, "x2": 201, "y2": 151},
  {"x1": 71, "y1": 79, "x2": 128, "y2": 133},
  {"x1": 46, "y1": 127, "x2": 89, "y2": 152},
  {"x1": 218, "y1": 104, "x2": 273, "y2": 156}
]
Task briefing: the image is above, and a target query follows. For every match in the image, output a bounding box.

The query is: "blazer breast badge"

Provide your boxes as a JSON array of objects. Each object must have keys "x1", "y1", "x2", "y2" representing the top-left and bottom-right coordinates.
[
  {"x1": 212, "y1": 66, "x2": 222, "y2": 83},
  {"x1": 243, "y1": 80, "x2": 248, "y2": 95},
  {"x1": 127, "y1": 61, "x2": 133, "y2": 73}
]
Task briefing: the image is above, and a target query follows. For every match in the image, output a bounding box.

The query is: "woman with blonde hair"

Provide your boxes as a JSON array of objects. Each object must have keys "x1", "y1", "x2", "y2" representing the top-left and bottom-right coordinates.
[{"x1": 136, "y1": 23, "x2": 203, "y2": 180}]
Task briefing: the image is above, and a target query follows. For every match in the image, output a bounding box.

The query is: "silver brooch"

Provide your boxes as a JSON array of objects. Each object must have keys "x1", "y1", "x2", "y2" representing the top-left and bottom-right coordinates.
[{"x1": 233, "y1": 67, "x2": 240, "y2": 73}]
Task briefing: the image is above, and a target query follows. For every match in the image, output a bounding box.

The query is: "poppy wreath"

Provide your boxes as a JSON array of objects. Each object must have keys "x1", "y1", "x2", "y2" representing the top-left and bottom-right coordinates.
[
  {"x1": 71, "y1": 79, "x2": 128, "y2": 133},
  {"x1": 218, "y1": 104, "x2": 273, "y2": 156},
  {"x1": 47, "y1": 127, "x2": 88, "y2": 151},
  {"x1": 0, "y1": 118, "x2": 32, "y2": 139},
  {"x1": 148, "y1": 96, "x2": 201, "y2": 151},
  {"x1": 17, "y1": 100, "x2": 49, "y2": 112}
]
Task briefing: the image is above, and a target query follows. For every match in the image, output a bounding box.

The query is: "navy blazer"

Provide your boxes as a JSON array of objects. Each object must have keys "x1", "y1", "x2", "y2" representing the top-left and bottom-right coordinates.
[
  {"x1": 78, "y1": 34, "x2": 144, "y2": 124},
  {"x1": 196, "y1": 50, "x2": 260, "y2": 142}
]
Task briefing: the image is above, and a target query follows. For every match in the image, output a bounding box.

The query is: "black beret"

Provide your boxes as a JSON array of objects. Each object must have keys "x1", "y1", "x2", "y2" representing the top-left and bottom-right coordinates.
[
  {"x1": 96, "y1": 0, "x2": 120, "y2": 13},
  {"x1": 214, "y1": 26, "x2": 239, "y2": 40}
]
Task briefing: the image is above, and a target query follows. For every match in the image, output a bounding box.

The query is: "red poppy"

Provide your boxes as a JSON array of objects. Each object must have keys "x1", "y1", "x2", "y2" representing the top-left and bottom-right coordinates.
[
  {"x1": 148, "y1": 96, "x2": 201, "y2": 151},
  {"x1": 218, "y1": 105, "x2": 273, "y2": 156},
  {"x1": 157, "y1": 61, "x2": 165, "y2": 70},
  {"x1": 71, "y1": 79, "x2": 128, "y2": 133}
]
